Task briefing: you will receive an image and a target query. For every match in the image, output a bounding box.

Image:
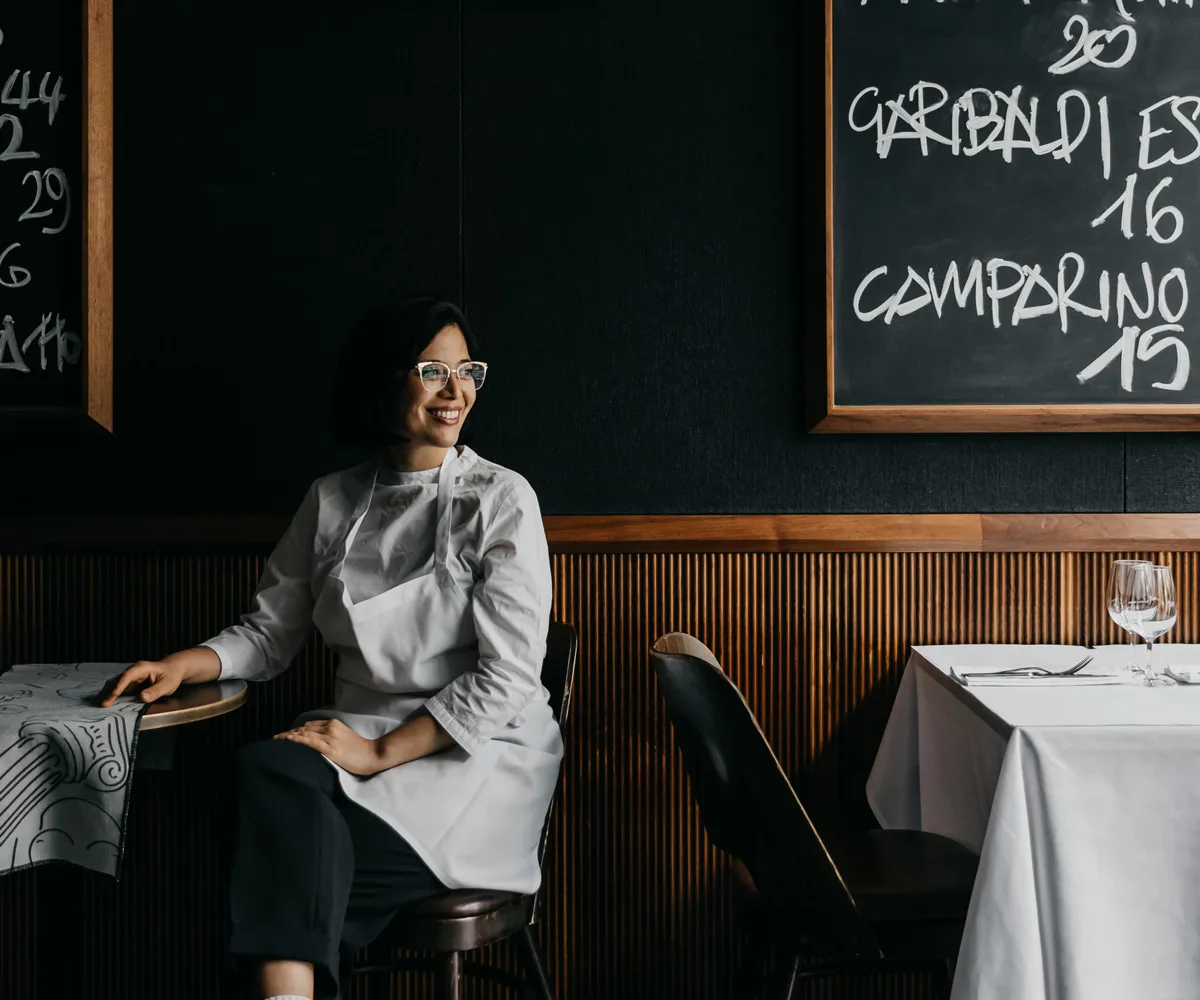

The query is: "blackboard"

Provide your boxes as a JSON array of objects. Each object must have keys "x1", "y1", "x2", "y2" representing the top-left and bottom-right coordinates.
[
  {"x1": 0, "y1": 1, "x2": 110, "y2": 428},
  {"x1": 821, "y1": 0, "x2": 1200, "y2": 432}
]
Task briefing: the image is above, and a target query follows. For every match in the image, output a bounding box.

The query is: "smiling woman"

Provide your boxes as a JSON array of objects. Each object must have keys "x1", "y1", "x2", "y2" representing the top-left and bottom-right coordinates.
[
  {"x1": 329, "y1": 296, "x2": 484, "y2": 456},
  {"x1": 99, "y1": 297, "x2": 558, "y2": 1000}
]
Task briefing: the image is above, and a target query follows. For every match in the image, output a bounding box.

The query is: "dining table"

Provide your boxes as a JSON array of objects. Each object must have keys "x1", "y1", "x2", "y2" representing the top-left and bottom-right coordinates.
[{"x1": 867, "y1": 643, "x2": 1200, "y2": 1000}]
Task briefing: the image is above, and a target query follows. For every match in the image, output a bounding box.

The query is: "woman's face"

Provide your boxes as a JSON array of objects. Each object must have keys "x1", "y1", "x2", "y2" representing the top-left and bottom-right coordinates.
[{"x1": 384, "y1": 324, "x2": 476, "y2": 450}]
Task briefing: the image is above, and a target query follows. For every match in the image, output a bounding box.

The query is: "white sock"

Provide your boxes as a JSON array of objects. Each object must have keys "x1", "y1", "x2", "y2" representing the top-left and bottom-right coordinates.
[{"x1": 265, "y1": 995, "x2": 311, "y2": 1000}]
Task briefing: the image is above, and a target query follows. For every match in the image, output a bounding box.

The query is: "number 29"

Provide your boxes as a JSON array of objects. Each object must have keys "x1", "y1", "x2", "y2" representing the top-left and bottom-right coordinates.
[{"x1": 19, "y1": 168, "x2": 71, "y2": 235}]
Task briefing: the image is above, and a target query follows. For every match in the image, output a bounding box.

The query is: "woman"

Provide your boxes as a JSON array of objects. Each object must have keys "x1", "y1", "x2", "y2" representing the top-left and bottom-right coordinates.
[{"x1": 101, "y1": 298, "x2": 560, "y2": 1000}]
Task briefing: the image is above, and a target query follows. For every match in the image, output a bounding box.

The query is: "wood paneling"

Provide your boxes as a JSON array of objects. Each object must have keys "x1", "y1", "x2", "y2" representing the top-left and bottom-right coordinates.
[{"x1": 0, "y1": 542, "x2": 1189, "y2": 999}]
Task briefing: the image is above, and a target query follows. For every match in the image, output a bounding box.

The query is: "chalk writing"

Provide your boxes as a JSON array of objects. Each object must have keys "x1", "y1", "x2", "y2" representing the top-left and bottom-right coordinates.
[
  {"x1": 0, "y1": 242, "x2": 29, "y2": 288},
  {"x1": 849, "y1": 84, "x2": 1112, "y2": 177},
  {"x1": 19, "y1": 168, "x2": 69, "y2": 235},
  {"x1": 1047, "y1": 15, "x2": 1137, "y2": 74},
  {"x1": 1077, "y1": 324, "x2": 1190, "y2": 390},
  {"x1": 1092, "y1": 173, "x2": 1183, "y2": 243},
  {"x1": 0, "y1": 313, "x2": 79, "y2": 374},
  {"x1": 853, "y1": 256, "x2": 1188, "y2": 333},
  {"x1": 1, "y1": 69, "x2": 65, "y2": 125},
  {"x1": 0, "y1": 113, "x2": 36, "y2": 162}
]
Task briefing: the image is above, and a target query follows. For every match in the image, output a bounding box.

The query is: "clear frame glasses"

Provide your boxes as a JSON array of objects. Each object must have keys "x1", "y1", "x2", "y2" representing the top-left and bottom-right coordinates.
[{"x1": 414, "y1": 361, "x2": 488, "y2": 393}]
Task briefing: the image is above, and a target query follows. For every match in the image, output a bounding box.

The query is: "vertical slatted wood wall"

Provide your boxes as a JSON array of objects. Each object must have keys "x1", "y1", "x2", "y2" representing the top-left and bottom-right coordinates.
[{"x1": 0, "y1": 547, "x2": 1183, "y2": 999}]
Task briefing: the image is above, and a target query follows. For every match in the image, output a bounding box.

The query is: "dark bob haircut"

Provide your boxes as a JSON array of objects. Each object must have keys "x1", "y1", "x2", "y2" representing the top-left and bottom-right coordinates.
[{"x1": 330, "y1": 297, "x2": 480, "y2": 449}]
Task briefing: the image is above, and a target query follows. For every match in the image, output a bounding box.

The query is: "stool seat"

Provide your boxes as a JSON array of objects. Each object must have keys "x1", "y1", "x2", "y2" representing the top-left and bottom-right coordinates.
[
  {"x1": 387, "y1": 890, "x2": 532, "y2": 953},
  {"x1": 405, "y1": 889, "x2": 525, "y2": 920}
]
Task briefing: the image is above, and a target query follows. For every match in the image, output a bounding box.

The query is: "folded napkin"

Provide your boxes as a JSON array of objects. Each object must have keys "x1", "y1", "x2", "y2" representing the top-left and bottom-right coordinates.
[
  {"x1": 950, "y1": 667, "x2": 1128, "y2": 687},
  {"x1": 0, "y1": 662, "x2": 141, "y2": 878},
  {"x1": 1164, "y1": 664, "x2": 1200, "y2": 685}
]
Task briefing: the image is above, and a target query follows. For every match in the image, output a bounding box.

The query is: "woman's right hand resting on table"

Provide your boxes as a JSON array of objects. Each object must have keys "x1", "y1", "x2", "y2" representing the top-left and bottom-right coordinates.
[{"x1": 99, "y1": 646, "x2": 222, "y2": 708}]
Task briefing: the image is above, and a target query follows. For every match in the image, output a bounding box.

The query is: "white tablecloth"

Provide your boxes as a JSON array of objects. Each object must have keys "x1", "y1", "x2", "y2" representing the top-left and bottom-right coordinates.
[{"x1": 867, "y1": 644, "x2": 1200, "y2": 1000}]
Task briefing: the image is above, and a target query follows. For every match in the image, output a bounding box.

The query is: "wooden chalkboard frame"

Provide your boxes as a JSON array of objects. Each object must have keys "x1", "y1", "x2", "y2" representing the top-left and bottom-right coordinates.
[
  {"x1": 0, "y1": 0, "x2": 113, "y2": 431},
  {"x1": 813, "y1": 0, "x2": 1200, "y2": 434}
]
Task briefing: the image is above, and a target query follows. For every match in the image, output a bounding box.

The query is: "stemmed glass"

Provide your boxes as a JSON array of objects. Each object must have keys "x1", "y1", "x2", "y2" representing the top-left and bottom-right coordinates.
[
  {"x1": 1107, "y1": 559, "x2": 1153, "y2": 675},
  {"x1": 1123, "y1": 564, "x2": 1178, "y2": 687}
]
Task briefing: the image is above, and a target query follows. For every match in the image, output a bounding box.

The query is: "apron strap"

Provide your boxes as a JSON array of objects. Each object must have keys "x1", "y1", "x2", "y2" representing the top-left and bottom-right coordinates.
[
  {"x1": 338, "y1": 464, "x2": 381, "y2": 573},
  {"x1": 435, "y1": 447, "x2": 459, "y2": 590}
]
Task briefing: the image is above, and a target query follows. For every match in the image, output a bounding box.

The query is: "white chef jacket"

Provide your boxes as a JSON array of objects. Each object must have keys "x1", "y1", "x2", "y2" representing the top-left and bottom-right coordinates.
[{"x1": 201, "y1": 446, "x2": 561, "y2": 892}]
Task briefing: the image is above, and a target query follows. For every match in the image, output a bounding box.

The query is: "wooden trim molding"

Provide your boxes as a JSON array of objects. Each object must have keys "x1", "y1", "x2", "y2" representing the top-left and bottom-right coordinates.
[
  {"x1": 543, "y1": 514, "x2": 985, "y2": 551},
  {"x1": 809, "y1": 405, "x2": 1200, "y2": 435},
  {"x1": 545, "y1": 514, "x2": 1200, "y2": 552},
  {"x1": 4, "y1": 513, "x2": 1200, "y2": 552},
  {"x1": 84, "y1": 0, "x2": 115, "y2": 432},
  {"x1": 976, "y1": 513, "x2": 1200, "y2": 552}
]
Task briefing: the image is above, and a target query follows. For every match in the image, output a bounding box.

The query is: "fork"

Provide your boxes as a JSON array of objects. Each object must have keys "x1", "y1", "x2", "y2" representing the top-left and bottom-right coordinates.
[{"x1": 964, "y1": 654, "x2": 1094, "y2": 678}]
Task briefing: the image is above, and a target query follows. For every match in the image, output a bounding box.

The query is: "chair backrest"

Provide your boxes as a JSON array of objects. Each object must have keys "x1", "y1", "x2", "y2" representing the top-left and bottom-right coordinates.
[
  {"x1": 650, "y1": 632, "x2": 877, "y2": 957},
  {"x1": 534, "y1": 621, "x2": 579, "y2": 879},
  {"x1": 542, "y1": 621, "x2": 578, "y2": 731}
]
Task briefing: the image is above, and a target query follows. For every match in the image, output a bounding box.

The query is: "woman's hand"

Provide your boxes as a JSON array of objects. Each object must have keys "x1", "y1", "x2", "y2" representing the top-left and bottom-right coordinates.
[
  {"x1": 99, "y1": 660, "x2": 186, "y2": 707},
  {"x1": 275, "y1": 719, "x2": 385, "y2": 776},
  {"x1": 98, "y1": 647, "x2": 220, "y2": 708}
]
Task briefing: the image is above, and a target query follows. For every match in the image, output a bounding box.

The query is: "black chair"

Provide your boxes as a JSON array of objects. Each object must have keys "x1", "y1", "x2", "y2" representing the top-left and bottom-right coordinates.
[
  {"x1": 343, "y1": 622, "x2": 579, "y2": 1000},
  {"x1": 649, "y1": 632, "x2": 977, "y2": 1000}
]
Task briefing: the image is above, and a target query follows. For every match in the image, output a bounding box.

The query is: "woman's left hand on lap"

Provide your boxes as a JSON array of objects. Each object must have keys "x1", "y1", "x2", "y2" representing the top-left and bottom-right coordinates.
[{"x1": 274, "y1": 719, "x2": 386, "y2": 776}]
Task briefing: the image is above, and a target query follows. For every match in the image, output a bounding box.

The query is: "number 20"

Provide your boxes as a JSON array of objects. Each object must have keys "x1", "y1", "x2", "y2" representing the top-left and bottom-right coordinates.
[{"x1": 1048, "y1": 15, "x2": 1137, "y2": 75}]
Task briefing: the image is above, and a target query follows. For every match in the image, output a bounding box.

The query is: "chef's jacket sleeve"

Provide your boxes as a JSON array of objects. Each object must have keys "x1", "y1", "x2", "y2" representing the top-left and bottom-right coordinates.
[
  {"x1": 200, "y1": 481, "x2": 318, "y2": 681},
  {"x1": 426, "y1": 478, "x2": 552, "y2": 754}
]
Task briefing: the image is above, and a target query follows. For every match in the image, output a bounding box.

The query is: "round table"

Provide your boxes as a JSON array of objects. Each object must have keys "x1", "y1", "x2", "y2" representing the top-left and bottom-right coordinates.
[
  {"x1": 141, "y1": 679, "x2": 247, "y2": 730},
  {"x1": 138, "y1": 679, "x2": 248, "y2": 768}
]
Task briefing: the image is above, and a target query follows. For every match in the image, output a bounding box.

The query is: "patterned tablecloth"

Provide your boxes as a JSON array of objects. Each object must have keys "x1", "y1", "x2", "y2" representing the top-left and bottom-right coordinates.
[{"x1": 0, "y1": 662, "x2": 142, "y2": 878}]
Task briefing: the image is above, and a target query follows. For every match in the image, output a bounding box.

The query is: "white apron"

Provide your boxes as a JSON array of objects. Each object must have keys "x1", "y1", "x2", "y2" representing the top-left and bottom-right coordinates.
[{"x1": 297, "y1": 448, "x2": 562, "y2": 893}]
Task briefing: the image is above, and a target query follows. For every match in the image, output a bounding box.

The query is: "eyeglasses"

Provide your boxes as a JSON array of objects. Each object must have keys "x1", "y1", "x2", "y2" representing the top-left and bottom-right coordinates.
[{"x1": 413, "y1": 361, "x2": 488, "y2": 392}]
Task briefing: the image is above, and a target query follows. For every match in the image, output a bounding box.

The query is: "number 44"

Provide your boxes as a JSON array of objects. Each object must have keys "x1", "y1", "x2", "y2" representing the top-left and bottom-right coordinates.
[{"x1": 1, "y1": 71, "x2": 65, "y2": 126}]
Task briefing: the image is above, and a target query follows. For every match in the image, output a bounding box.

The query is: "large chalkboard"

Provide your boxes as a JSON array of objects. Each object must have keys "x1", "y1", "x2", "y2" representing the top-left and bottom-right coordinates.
[
  {"x1": 0, "y1": 1, "x2": 110, "y2": 428},
  {"x1": 821, "y1": 0, "x2": 1200, "y2": 432}
]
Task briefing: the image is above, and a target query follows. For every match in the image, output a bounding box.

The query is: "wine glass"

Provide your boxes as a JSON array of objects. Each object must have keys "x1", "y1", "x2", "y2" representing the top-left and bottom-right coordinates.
[
  {"x1": 1107, "y1": 559, "x2": 1153, "y2": 675},
  {"x1": 1123, "y1": 564, "x2": 1177, "y2": 687}
]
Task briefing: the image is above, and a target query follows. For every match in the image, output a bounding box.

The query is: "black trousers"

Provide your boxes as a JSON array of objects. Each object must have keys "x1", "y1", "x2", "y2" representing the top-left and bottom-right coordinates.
[{"x1": 229, "y1": 738, "x2": 444, "y2": 999}]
